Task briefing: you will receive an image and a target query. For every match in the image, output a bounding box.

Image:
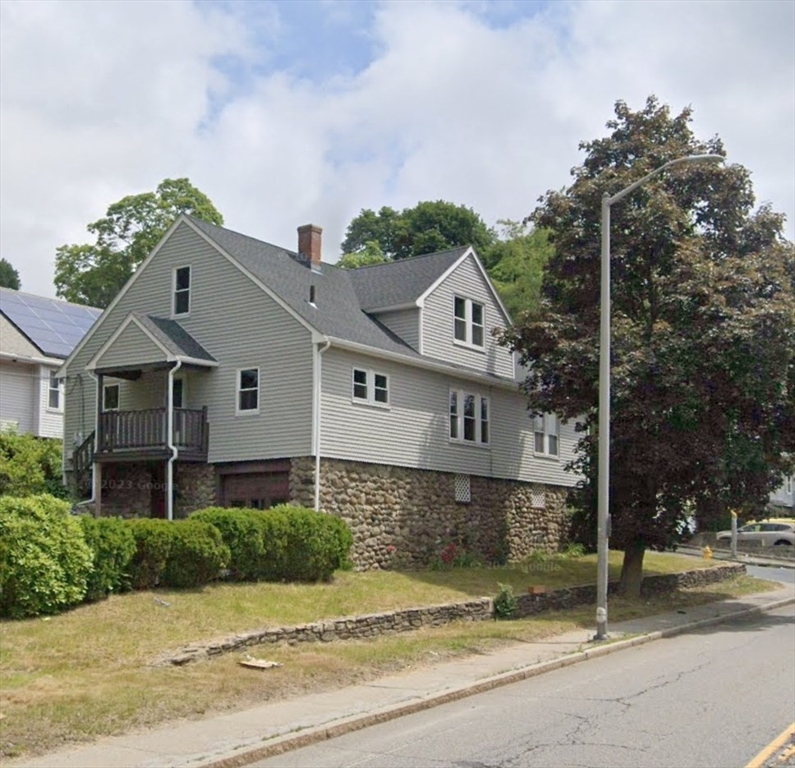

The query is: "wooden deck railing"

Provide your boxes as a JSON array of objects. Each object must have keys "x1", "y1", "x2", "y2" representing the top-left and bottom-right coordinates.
[{"x1": 97, "y1": 407, "x2": 208, "y2": 456}]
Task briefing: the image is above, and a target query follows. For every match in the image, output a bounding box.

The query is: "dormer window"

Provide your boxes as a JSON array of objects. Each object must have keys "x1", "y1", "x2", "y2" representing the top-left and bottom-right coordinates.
[
  {"x1": 173, "y1": 266, "x2": 191, "y2": 315},
  {"x1": 454, "y1": 297, "x2": 484, "y2": 348}
]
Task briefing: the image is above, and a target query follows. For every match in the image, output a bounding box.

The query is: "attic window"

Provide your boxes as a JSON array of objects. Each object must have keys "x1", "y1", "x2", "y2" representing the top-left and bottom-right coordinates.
[
  {"x1": 454, "y1": 297, "x2": 484, "y2": 348},
  {"x1": 173, "y1": 266, "x2": 191, "y2": 315}
]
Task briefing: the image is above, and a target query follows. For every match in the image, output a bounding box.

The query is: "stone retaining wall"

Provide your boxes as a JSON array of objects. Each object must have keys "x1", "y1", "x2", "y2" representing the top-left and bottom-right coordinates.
[
  {"x1": 155, "y1": 564, "x2": 744, "y2": 666},
  {"x1": 290, "y1": 457, "x2": 570, "y2": 570}
]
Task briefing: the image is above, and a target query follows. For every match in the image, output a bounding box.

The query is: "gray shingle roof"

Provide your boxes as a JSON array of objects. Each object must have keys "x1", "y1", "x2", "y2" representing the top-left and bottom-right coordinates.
[
  {"x1": 137, "y1": 314, "x2": 216, "y2": 363},
  {"x1": 345, "y1": 247, "x2": 469, "y2": 310}
]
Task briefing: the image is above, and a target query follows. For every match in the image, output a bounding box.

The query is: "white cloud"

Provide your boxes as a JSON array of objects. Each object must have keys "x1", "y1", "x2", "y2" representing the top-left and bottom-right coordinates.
[{"x1": 1, "y1": 0, "x2": 792, "y2": 298}]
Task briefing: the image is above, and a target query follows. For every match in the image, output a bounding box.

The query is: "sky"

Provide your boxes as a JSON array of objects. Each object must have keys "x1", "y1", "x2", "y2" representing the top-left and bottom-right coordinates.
[{"x1": 1, "y1": 0, "x2": 793, "y2": 300}]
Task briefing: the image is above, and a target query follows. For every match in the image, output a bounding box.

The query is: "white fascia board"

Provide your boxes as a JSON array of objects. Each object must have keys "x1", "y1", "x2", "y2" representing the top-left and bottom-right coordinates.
[
  {"x1": 416, "y1": 247, "x2": 513, "y2": 325},
  {"x1": 1, "y1": 351, "x2": 64, "y2": 367},
  {"x1": 59, "y1": 215, "x2": 188, "y2": 376},
  {"x1": 325, "y1": 336, "x2": 520, "y2": 391},
  {"x1": 87, "y1": 314, "x2": 172, "y2": 370},
  {"x1": 183, "y1": 218, "x2": 323, "y2": 341}
]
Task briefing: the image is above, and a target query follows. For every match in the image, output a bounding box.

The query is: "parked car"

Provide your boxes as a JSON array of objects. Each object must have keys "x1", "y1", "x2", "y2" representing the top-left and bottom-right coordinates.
[{"x1": 716, "y1": 519, "x2": 795, "y2": 547}]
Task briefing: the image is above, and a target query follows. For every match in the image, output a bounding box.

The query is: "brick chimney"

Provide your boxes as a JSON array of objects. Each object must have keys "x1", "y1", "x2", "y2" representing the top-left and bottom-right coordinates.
[{"x1": 297, "y1": 224, "x2": 322, "y2": 270}]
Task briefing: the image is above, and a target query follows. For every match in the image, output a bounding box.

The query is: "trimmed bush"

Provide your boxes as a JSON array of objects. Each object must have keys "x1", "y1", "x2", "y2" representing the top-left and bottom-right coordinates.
[
  {"x1": 79, "y1": 516, "x2": 136, "y2": 601},
  {"x1": 0, "y1": 494, "x2": 93, "y2": 618},
  {"x1": 162, "y1": 521, "x2": 229, "y2": 588},
  {"x1": 0, "y1": 430, "x2": 70, "y2": 499},
  {"x1": 127, "y1": 519, "x2": 174, "y2": 590},
  {"x1": 190, "y1": 508, "x2": 266, "y2": 580},
  {"x1": 189, "y1": 506, "x2": 353, "y2": 583}
]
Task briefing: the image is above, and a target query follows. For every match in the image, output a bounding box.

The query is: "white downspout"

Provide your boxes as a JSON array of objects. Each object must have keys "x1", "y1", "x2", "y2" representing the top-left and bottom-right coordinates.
[
  {"x1": 82, "y1": 369, "x2": 100, "y2": 509},
  {"x1": 314, "y1": 339, "x2": 330, "y2": 512},
  {"x1": 166, "y1": 359, "x2": 182, "y2": 521}
]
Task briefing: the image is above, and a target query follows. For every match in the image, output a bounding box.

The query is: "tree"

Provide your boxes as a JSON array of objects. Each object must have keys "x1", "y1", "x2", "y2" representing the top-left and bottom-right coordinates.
[
  {"x1": 54, "y1": 178, "x2": 223, "y2": 308},
  {"x1": 0, "y1": 258, "x2": 20, "y2": 289},
  {"x1": 483, "y1": 221, "x2": 554, "y2": 319},
  {"x1": 502, "y1": 96, "x2": 795, "y2": 596},
  {"x1": 337, "y1": 240, "x2": 388, "y2": 269},
  {"x1": 341, "y1": 201, "x2": 496, "y2": 260}
]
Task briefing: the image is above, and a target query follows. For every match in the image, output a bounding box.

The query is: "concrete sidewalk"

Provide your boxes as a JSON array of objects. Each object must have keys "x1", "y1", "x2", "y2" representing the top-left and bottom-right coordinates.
[{"x1": 10, "y1": 584, "x2": 795, "y2": 768}]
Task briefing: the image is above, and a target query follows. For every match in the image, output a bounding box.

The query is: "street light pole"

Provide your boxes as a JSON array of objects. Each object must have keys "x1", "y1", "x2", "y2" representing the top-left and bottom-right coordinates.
[{"x1": 595, "y1": 153, "x2": 723, "y2": 642}]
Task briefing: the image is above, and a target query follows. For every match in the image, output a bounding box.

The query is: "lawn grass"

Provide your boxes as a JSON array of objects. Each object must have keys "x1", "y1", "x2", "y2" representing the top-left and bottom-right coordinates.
[{"x1": 0, "y1": 551, "x2": 774, "y2": 759}]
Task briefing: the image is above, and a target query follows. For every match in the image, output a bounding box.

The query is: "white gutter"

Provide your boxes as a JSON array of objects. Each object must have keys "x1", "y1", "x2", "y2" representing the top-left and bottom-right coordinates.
[
  {"x1": 313, "y1": 338, "x2": 331, "y2": 511},
  {"x1": 166, "y1": 359, "x2": 182, "y2": 521},
  {"x1": 324, "y1": 336, "x2": 521, "y2": 391},
  {"x1": 0, "y1": 350, "x2": 63, "y2": 367}
]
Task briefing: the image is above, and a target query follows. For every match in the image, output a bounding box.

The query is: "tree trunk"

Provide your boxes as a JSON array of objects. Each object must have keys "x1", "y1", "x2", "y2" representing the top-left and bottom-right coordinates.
[{"x1": 618, "y1": 541, "x2": 646, "y2": 598}]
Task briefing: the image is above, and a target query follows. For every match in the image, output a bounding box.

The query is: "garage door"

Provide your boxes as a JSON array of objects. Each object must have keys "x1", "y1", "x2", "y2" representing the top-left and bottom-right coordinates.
[{"x1": 221, "y1": 471, "x2": 290, "y2": 509}]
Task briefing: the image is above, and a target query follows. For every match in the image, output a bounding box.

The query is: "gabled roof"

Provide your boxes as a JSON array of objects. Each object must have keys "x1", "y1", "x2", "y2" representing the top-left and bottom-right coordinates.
[
  {"x1": 346, "y1": 247, "x2": 470, "y2": 310},
  {"x1": 0, "y1": 286, "x2": 101, "y2": 359}
]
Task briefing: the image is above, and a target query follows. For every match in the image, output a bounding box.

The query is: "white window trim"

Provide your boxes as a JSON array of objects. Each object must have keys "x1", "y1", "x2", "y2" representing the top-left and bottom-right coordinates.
[
  {"x1": 449, "y1": 388, "x2": 490, "y2": 447},
  {"x1": 533, "y1": 413, "x2": 560, "y2": 459},
  {"x1": 236, "y1": 367, "x2": 260, "y2": 415},
  {"x1": 172, "y1": 264, "x2": 191, "y2": 317},
  {"x1": 47, "y1": 370, "x2": 62, "y2": 412},
  {"x1": 351, "y1": 367, "x2": 390, "y2": 408},
  {"x1": 453, "y1": 296, "x2": 486, "y2": 351},
  {"x1": 103, "y1": 383, "x2": 120, "y2": 411}
]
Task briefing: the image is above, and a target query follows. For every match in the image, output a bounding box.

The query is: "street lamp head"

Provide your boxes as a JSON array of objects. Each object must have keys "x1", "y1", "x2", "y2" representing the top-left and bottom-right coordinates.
[{"x1": 668, "y1": 153, "x2": 724, "y2": 167}]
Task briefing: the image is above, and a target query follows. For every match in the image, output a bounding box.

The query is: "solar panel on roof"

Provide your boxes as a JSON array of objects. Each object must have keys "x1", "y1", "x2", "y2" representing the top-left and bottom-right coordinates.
[{"x1": 0, "y1": 289, "x2": 101, "y2": 359}]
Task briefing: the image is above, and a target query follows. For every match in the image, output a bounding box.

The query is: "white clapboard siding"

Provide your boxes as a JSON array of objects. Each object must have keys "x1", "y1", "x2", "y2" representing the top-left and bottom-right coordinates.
[{"x1": 372, "y1": 308, "x2": 420, "y2": 350}]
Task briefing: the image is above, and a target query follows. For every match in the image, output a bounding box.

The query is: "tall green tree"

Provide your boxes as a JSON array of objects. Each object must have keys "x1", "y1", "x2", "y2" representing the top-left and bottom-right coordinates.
[
  {"x1": 502, "y1": 96, "x2": 795, "y2": 596},
  {"x1": 54, "y1": 178, "x2": 223, "y2": 308},
  {"x1": 484, "y1": 221, "x2": 554, "y2": 319},
  {"x1": 341, "y1": 200, "x2": 496, "y2": 260},
  {"x1": 0, "y1": 258, "x2": 21, "y2": 290}
]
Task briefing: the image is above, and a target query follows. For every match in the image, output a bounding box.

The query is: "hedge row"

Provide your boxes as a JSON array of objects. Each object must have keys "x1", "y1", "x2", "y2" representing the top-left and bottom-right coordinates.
[{"x1": 0, "y1": 496, "x2": 353, "y2": 619}]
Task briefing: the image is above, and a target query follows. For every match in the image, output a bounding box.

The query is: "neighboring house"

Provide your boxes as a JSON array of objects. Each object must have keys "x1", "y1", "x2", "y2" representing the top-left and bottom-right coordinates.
[
  {"x1": 0, "y1": 286, "x2": 100, "y2": 440},
  {"x1": 769, "y1": 472, "x2": 794, "y2": 515},
  {"x1": 59, "y1": 216, "x2": 582, "y2": 568}
]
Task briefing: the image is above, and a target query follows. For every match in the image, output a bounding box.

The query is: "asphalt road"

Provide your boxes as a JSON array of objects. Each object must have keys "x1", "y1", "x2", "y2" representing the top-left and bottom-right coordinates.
[
  {"x1": 255, "y1": 605, "x2": 795, "y2": 768},
  {"x1": 748, "y1": 564, "x2": 795, "y2": 585}
]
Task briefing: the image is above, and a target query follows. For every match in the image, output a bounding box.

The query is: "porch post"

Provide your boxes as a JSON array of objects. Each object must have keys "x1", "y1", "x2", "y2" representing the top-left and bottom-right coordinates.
[
  {"x1": 93, "y1": 461, "x2": 102, "y2": 517},
  {"x1": 96, "y1": 373, "x2": 104, "y2": 452}
]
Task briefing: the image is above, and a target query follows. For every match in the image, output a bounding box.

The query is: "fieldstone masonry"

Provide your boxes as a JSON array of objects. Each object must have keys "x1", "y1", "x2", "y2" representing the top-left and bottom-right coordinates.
[
  {"x1": 290, "y1": 457, "x2": 570, "y2": 570},
  {"x1": 175, "y1": 463, "x2": 216, "y2": 519}
]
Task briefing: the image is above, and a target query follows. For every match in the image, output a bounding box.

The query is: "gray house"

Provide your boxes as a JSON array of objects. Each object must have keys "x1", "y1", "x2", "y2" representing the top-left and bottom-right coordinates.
[{"x1": 60, "y1": 215, "x2": 582, "y2": 568}]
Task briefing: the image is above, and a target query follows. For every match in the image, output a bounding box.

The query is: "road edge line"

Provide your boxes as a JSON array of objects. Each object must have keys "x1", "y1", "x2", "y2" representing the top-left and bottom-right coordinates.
[
  {"x1": 745, "y1": 721, "x2": 795, "y2": 768},
  {"x1": 199, "y1": 595, "x2": 795, "y2": 768}
]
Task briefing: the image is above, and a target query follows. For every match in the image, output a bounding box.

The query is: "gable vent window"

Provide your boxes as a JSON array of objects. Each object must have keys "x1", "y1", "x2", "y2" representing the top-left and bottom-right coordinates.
[
  {"x1": 352, "y1": 368, "x2": 389, "y2": 407},
  {"x1": 454, "y1": 474, "x2": 471, "y2": 503},
  {"x1": 454, "y1": 297, "x2": 484, "y2": 348},
  {"x1": 173, "y1": 266, "x2": 191, "y2": 315}
]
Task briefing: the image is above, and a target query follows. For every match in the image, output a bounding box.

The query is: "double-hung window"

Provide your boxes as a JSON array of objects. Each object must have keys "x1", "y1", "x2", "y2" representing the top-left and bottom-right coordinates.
[
  {"x1": 173, "y1": 266, "x2": 191, "y2": 315},
  {"x1": 103, "y1": 383, "x2": 120, "y2": 411},
  {"x1": 534, "y1": 413, "x2": 559, "y2": 457},
  {"x1": 352, "y1": 368, "x2": 389, "y2": 406},
  {"x1": 48, "y1": 371, "x2": 61, "y2": 410},
  {"x1": 453, "y1": 297, "x2": 484, "y2": 348},
  {"x1": 237, "y1": 368, "x2": 259, "y2": 413},
  {"x1": 449, "y1": 389, "x2": 489, "y2": 445}
]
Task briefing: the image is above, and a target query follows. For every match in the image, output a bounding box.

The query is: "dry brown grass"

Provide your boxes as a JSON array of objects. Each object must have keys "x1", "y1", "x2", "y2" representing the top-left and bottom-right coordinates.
[{"x1": 0, "y1": 552, "x2": 772, "y2": 759}]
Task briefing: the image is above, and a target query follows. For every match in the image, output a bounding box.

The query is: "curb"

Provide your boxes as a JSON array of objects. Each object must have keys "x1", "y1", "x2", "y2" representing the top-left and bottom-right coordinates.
[{"x1": 199, "y1": 594, "x2": 795, "y2": 768}]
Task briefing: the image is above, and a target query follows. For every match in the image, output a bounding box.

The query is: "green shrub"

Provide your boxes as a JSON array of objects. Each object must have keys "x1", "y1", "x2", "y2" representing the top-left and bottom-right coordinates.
[
  {"x1": 494, "y1": 583, "x2": 519, "y2": 620},
  {"x1": 162, "y1": 521, "x2": 229, "y2": 588},
  {"x1": 79, "y1": 516, "x2": 136, "y2": 601},
  {"x1": 0, "y1": 430, "x2": 69, "y2": 499},
  {"x1": 0, "y1": 494, "x2": 93, "y2": 618},
  {"x1": 190, "y1": 508, "x2": 266, "y2": 580},
  {"x1": 127, "y1": 519, "x2": 174, "y2": 590}
]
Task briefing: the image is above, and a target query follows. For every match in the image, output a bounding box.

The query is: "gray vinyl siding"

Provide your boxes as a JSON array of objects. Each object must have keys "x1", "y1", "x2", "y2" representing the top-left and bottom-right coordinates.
[
  {"x1": 421, "y1": 254, "x2": 514, "y2": 377},
  {"x1": 320, "y1": 347, "x2": 580, "y2": 486},
  {"x1": 0, "y1": 360, "x2": 36, "y2": 434},
  {"x1": 62, "y1": 221, "x2": 313, "y2": 464},
  {"x1": 372, "y1": 308, "x2": 420, "y2": 351},
  {"x1": 94, "y1": 323, "x2": 165, "y2": 370}
]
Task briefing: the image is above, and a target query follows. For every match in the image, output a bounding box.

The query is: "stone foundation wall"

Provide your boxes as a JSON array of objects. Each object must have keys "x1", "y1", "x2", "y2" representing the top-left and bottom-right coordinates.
[
  {"x1": 155, "y1": 564, "x2": 745, "y2": 666},
  {"x1": 290, "y1": 457, "x2": 570, "y2": 570},
  {"x1": 175, "y1": 463, "x2": 217, "y2": 519},
  {"x1": 99, "y1": 463, "x2": 152, "y2": 517}
]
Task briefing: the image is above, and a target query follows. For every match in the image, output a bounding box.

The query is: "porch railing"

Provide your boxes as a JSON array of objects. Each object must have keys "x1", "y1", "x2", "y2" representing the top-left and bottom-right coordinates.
[{"x1": 97, "y1": 407, "x2": 208, "y2": 456}]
